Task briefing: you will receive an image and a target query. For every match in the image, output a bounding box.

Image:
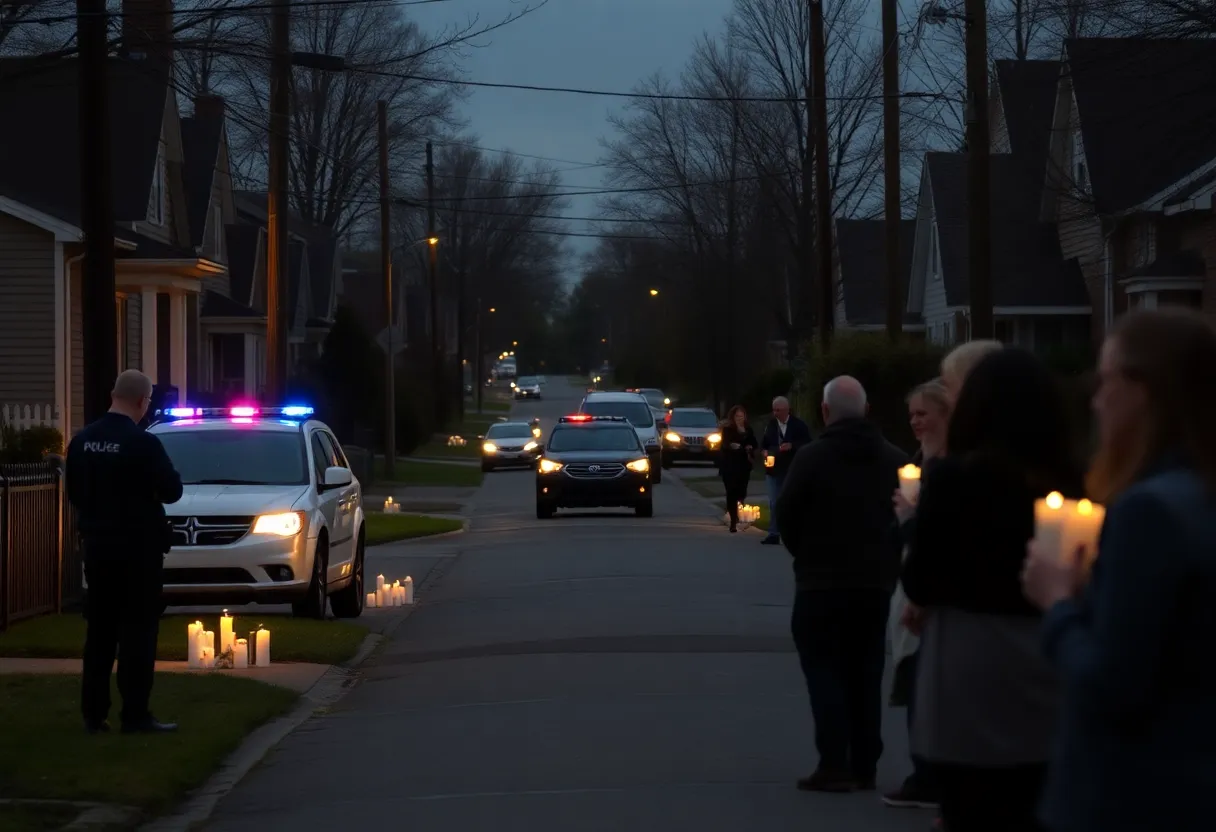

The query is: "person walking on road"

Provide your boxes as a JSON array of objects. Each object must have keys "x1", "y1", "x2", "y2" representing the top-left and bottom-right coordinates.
[
  {"x1": 67, "y1": 370, "x2": 183, "y2": 735},
  {"x1": 776, "y1": 376, "x2": 908, "y2": 792},
  {"x1": 1022, "y1": 309, "x2": 1216, "y2": 832},
  {"x1": 718, "y1": 405, "x2": 758, "y2": 533},
  {"x1": 759, "y1": 395, "x2": 811, "y2": 545}
]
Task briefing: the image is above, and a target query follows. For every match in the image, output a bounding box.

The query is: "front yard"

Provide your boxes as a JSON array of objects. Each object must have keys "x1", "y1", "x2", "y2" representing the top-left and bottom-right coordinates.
[
  {"x1": 364, "y1": 512, "x2": 462, "y2": 545},
  {"x1": 374, "y1": 458, "x2": 483, "y2": 488}
]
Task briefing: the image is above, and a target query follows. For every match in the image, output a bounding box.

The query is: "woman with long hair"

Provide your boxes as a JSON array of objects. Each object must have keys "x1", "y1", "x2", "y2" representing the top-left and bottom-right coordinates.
[
  {"x1": 902, "y1": 348, "x2": 1085, "y2": 832},
  {"x1": 719, "y1": 405, "x2": 758, "y2": 533},
  {"x1": 884, "y1": 379, "x2": 951, "y2": 813},
  {"x1": 1023, "y1": 309, "x2": 1216, "y2": 832}
]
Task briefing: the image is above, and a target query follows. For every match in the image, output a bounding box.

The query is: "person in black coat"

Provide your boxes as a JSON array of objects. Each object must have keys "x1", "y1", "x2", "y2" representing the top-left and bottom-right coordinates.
[
  {"x1": 759, "y1": 395, "x2": 813, "y2": 544},
  {"x1": 718, "y1": 405, "x2": 759, "y2": 532}
]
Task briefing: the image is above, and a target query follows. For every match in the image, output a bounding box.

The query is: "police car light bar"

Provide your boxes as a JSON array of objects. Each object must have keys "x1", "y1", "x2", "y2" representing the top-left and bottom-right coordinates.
[
  {"x1": 558, "y1": 415, "x2": 626, "y2": 423},
  {"x1": 159, "y1": 405, "x2": 315, "y2": 420}
]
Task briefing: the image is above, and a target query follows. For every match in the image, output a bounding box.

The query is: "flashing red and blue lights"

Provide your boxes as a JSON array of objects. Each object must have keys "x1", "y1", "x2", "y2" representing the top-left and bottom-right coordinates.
[
  {"x1": 159, "y1": 405, "x2": 315, "y2": 420},
  {"x1": 558, "y1": 414, "x2": 626, "y2": 423}
]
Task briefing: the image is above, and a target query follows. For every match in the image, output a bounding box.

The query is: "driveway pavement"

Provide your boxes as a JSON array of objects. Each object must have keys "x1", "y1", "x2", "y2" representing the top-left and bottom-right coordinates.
[{"x1": 203, "y1": 380, "x2": 931, "y2": 831}]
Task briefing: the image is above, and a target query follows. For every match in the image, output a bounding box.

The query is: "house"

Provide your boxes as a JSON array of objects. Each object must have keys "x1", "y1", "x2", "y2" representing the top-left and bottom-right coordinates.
[
  {"x1": 833, "y1": 218, "x2": 923, "y2": 333},
  {"x1": 1043, "y1": 38, "x2": 1216, "y2": 335},
  {"x1": 904, "y1": 59, "x2": 1091, "y2": 350}
]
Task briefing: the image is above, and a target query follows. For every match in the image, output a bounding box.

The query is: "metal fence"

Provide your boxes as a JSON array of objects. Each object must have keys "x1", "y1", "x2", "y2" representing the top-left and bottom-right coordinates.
[{"x1": 0, "y1": 462, "x2": 80, "y2": 631}]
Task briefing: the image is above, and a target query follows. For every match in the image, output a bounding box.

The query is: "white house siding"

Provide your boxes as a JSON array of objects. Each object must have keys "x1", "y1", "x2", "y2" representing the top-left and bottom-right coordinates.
[
  {"x1": 0, "y1": 213, "x2": 56, "y2": 406},
  {"x1": 70, "y1": 265, "x2": 83, "y2": 432},
  {"x1": 126, "y1": 293, "x2": 142, "y2": 371},
  {"x1": 920, "y1": 267, "x2": 953, "y2": 345}
]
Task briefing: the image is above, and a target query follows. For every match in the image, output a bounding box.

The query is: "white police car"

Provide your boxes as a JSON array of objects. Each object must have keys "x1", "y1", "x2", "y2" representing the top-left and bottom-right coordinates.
[{"x1": 148, "y1": 404, "x2": 365, "y2": 619}]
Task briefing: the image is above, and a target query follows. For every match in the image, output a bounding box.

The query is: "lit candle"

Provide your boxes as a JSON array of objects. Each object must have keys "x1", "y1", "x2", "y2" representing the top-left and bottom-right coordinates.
[
  {"x1": 899, "y1": 464, "x2": 921, "y2": 503},
  {"x1": 376, "y1": 574, "x2": 386, "y2": 591},
  {"x1": 187, "y1": 621, "x2": 202, "y2": 667},
  {"x1": 764, "y1": 454, "x2": 775, "y2": 469},
  {"x1": 220, "y1": 610, "x2": 234, "y2": 654},
  {"x1": 366, "y1": 591, "x2": 377, "y2": 608},
  {"x1": 204, "y1": 630, "x2": 216, "y2": 660},
  {"x1": 1064, "y1": 498, "x2": 1105, "y2": 569},
  {"x1": 255, "y1": 628, "x2": 271, "y2": 666},
  {"x1": 1034, "y1": 492, "x2": 1105, "y2": 566},
  {"x1": 376, "y1": 586, "x2": 388, "y2": 608},
  {"x1": 234, "y1": 639, "x2": 248, "y2": 669},
  {"x1": 200, "y1": 643, "x2": 215, "y2": 668},
  {"x1": 402, "y1": 576, "x2": 414, "y2": 605},
  {"x1": 383, "y1": 497, "x2": 399, "y2": 514}
]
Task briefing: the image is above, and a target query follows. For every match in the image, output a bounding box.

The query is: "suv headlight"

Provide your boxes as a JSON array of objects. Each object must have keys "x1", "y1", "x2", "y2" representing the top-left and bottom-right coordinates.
[
  {"x1": 252, "y1": 511, "x2": 304, "y2": 537},
  {"x1": 539, "y1": 458, "x2": 563, "y2": 473},
  {"x1": 664, "y1": 432, "x2": 681, "y2": 443},
  {"x1": 706, "y1": 433, "x2": 722, "y2": 444},
  {"x1": 625, "y1": 458, "x2": 650, "y2": 473}
]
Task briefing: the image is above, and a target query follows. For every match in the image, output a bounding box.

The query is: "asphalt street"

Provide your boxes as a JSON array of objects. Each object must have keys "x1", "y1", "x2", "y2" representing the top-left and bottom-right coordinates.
[{"x1": 204, "y1": 380, "x2": 932, "y2": 832}]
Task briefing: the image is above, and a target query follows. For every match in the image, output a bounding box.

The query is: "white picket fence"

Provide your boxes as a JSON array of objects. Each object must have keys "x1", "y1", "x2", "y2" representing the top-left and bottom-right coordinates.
[{"x1": 0, "y1": 403, "x2": 60, "y2": 431}]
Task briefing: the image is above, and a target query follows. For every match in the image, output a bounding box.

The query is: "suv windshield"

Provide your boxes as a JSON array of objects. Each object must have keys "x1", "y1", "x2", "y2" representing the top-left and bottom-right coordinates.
[
  {"x1": 669, "y1": 410, "x2": 718, "y2": 428},
  {"x1": 581, "y1": 399, "x2": 654, "y2": 427},
  {"x1": 486, "y1": 423, "x2": 533, "y2": 439},
  {"x1": 158, "y1": 429, "x2": 308, "y2": 485},
  {"x1": 549, "y1": 427, "x2": 640, "y2": 452},
  {"x1": 638, "y1": 389, "x2": 665, "y2": 407}
]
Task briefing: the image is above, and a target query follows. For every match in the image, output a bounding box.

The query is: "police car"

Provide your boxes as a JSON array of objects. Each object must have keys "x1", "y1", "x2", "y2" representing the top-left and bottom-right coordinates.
[
  {"x1": 148, "y1": 404, "x2": 365, "y2": 619},
  {"x1": 536, "y1": 415, "x2": 653, "y2": 518}
]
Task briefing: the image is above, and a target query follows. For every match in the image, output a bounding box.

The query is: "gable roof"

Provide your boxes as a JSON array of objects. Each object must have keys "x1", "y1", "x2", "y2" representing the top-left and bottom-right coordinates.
[
  {"x1": 993, "y1": 59, "x2": 1059, "y2": 209},
  {"x1": 0, "y1": 56, "x2": 168, "y2": 226},
  {"x1": 179, "y1": 114, "x2": 224, "y2": 249},
  {"x1": 1065, "y1": 38, "x2": 1216, "y2": 214},
  {"x1": 835, "y1": 219, "x2": 919, "y2": 326},
  {"x1": 226, "y1": 224, "x2": 263, "y2": 307}
]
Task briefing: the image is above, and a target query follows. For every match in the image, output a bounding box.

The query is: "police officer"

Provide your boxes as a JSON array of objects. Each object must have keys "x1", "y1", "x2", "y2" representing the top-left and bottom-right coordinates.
[{"x1": 66, "y1": 370, "x2": 183, "y2": 734}]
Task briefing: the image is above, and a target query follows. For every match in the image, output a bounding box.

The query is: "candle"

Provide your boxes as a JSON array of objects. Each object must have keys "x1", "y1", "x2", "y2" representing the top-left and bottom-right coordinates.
[
  {"x1": 187, "y1": 621, "x2": 202, "y2": 667},
  {"x1": 402, "y1": 576, "x2": 414, "y2": 605},
  {"x1": 255, "y1": 628, "x2": 271, "y2": 666},
  {"x1": 899, "y1": 464, "x2": 921, "y2": 503},
  {"x1": 234, "y1": 639, "x2": 248, "y2": 669},
  {"x1": 383, "y1": 497, "x2": 399, "y2": 514},
  {"x1": 200, "y1": 644, "x2": 214, "y2": 668},
  {"x1": 764, "y1": 454, "x2": 775, "y2": 468},
  {"x1": 366, "y1": 591, "x2": 377, "y2": 608},
  {"x1": 203, "y1": 630, "x2": 215, "y2": 659},
  {"x1": 1034, "y1": 492, "x2": 1105, "y2": 567},
  {"x1": 376, "y1": 586, "x2": 388, "y2": 608},
  {"x1": 376, "y1": 574, "x2": 386, "y2": 591},
  {"x1": 220, "y1": 610, "x2": 234, "y2": 654}
]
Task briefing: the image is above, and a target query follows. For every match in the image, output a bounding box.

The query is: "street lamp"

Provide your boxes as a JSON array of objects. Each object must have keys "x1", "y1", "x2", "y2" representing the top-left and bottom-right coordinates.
[
  {"x1": 489, "y1": 307, "x2": 496, "y2": 313},
  {"x1": 649, "y1": 288, "x2": 659, "y2": 296},
  {"x1": 512, "y1": 340, "x2": 518, "y2": 346}
]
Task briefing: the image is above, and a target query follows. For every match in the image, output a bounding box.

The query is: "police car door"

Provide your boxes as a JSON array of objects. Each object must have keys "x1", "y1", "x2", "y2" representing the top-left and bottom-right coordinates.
[
  {"x1": 317, "y1": 430, "x2": 358, "y2": 567},
  {"x1": 310, "y1": 431, "x2": 347, "y2": 576}
]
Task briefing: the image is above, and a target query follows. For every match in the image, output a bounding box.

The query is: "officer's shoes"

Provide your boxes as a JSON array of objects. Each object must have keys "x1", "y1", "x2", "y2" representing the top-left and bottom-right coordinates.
[
  {"x1": 121, "y1": 718, "x2": 178, "y2": 734},
  {"x1": 84, "y1": 720, "x2": 111, "y2": 735}
]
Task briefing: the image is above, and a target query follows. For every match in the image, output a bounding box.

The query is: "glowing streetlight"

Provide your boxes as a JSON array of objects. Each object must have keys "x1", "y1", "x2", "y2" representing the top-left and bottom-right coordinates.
[
  {"x1": 649, "y1": 288, "x2": 659, "y2": 296},
  {"x1": 488, "y1": 307, "x2": 496, "y2": 313},
  {"x1": 427, "y1": 236, "x2": 439, "y2": 246},
  {"x1": 601, "y1": 337, "x2": 607, "y2": 343},
  {"x1": 512, "y1": 340, "x2": 518, "y2": 346}
]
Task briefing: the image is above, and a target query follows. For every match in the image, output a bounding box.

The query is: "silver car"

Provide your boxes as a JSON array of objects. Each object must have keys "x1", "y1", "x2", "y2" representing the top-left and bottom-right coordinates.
[
  {"x1": 513, "y1": 375, "x2": 543, "y2": 400},
  {"x1": 148, "y1": 406, "x2": 366, "y2": 619}
]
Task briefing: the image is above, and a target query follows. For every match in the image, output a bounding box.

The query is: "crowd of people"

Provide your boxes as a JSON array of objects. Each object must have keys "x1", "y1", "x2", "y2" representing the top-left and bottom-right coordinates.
[{"x1": 718, "y1": 308, "x2": 1216, "y2": 832}]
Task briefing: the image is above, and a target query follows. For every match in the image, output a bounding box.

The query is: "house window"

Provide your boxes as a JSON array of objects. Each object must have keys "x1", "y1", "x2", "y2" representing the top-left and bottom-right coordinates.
[
  {"x1": 1071, "y1": 129, "x2": 1088, "y2": 191},
  {"x1": 213, "y1": 204, "x2": 223, "y2": 252},
  {"x1": 116, "y1": 295, "x2": 129, "y2": 370},
  {"x1": 149, "y1": 140, "x2": 166, "y2": 225}
]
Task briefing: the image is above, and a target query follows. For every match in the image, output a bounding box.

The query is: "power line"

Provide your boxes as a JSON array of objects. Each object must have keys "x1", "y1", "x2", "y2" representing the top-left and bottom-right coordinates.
[{"x1": 4, "y1": 0, "x2": 454, "y2": 28}]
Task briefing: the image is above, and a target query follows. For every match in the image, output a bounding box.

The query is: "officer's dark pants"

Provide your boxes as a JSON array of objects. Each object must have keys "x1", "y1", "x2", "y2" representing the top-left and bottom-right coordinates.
[{"x1": 82, "y1": 549, "x2": 163, "y2": 727}]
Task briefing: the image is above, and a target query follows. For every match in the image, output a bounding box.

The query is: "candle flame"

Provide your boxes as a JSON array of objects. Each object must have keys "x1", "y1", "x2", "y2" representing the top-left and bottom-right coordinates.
[
  {"x1": 222, "y1": 609, "x2": 230, "y2": 617},
  {"x1": 1045, "y1": 491, "x2": 1064, "y2": 510},
  {"x1": 1077, "y1": 498, "x2": 1093, "y2": 515},
  {"x1": 899, "y1": 464, "x2": 921, "y2": 479}
]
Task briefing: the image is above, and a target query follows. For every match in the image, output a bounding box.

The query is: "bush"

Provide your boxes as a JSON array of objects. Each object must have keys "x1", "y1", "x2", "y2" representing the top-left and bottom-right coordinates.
[
  {"x1": 796, "y1": 333, "x2": 945, "y2": 452},
  {"x1": 0, "y1": 424, "x2": 65, "y2": 464},
  {"x1": 739, "y1": 368, "x2": 795, "y2": 419}
]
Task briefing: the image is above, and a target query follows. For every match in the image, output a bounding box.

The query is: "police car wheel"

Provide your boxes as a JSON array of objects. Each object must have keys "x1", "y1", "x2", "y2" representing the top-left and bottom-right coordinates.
[
  {"x1": 292, "y1": 539, "x2": 329, "y2": 619},
  {"x1": 330, "y1": 532, "x2": 365, "y2": 619}
]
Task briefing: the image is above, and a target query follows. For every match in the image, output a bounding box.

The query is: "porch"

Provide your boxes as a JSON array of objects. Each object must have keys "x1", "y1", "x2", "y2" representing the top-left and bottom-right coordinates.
[{"x1": 1121, "y1": 250, "x2": 1206, "y2": 311}]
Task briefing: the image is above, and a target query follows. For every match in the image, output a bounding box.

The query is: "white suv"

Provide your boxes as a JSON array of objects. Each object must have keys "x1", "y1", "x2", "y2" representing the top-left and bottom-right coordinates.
[
  {"x1": 148, "y1": 405, "x2": 366, "y2": 619},
  {"x1": 578, "y1": 391, "x2": 663, "y2": 483}
]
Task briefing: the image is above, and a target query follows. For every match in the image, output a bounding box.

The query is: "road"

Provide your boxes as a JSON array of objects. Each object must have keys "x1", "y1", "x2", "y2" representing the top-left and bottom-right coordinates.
[{"x1": 205, "y1": 379, "x2": 931, "y2": 831}]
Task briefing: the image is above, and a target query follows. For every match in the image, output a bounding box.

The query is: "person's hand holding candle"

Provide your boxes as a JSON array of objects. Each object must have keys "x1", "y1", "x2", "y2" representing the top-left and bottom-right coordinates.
[
  {"x1": 1022, "y1": 538, "x2": 1088, "y2": 610},
  {"x1": 892, "y1": 489, "x2": 916, "y2": 524}
]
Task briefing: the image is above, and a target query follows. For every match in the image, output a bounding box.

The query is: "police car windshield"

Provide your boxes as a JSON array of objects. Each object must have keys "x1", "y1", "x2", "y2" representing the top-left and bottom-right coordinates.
[
  {"x1": 580, "y1": 400, "x2": 654, "y2": 427},
  {"x1": 549, "y1": 426, "x2": 640, "y2": 452},
  {"x1": 158, "y1": 430, "x2": 308, "y2": 486},
  {"x1": 486, "y1": 423, "x2": 533, "y2": 439},
  {"x1": 668, "y1": 410, "x2": 718, "y2": 428}
]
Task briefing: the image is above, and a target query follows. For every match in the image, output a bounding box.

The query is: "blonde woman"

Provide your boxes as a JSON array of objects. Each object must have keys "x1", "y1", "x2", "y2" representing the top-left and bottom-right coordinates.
[{"x1": 941, "y1": 340, "x2": 1003, "y2": 399}]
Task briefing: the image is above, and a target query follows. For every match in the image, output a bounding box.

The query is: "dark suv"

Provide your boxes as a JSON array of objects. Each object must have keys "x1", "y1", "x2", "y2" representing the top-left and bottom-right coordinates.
[{"x1": 535, "y1": 416, "x2": 654, "y2": 518}]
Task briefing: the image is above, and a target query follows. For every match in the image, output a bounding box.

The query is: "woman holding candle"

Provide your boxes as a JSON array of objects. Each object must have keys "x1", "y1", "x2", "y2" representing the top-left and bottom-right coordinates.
[
  {"x1": 902, "y1": 348, "x2": 1084, "y2": 832},
  {"x1": 884, "y1": 379, "x2": 951, "y2": 813},
  {"x1": 1022, "y1": 309, "x2": 1216, "y2": 832},
  {"x1": 718, "y1": 405, "x2": 759, "y2": 533}
]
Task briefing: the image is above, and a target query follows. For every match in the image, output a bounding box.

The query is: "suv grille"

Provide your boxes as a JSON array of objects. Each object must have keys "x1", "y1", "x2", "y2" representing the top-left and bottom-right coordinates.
[
  {"x1": 685, "y1": 435, "x2": 705, "y2": 445},
  {"x1": 169, "y1": 515, "x2": 255, "y2": 547},
  {"x1": 565, "y1": 462, "x2": 625, "y2": 479}
]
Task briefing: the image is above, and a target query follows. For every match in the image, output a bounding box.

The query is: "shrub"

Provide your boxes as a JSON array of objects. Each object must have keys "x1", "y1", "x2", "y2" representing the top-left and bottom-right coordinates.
[
  {"x1": 739, "y1": 368, "x2": 795, "y2": 419},
  {"x1": 0, "y1": 424, "x2": 65, "y2": 464},
  {"x1": 796, "y1": 333, "x2": 945, "y2": 452}
]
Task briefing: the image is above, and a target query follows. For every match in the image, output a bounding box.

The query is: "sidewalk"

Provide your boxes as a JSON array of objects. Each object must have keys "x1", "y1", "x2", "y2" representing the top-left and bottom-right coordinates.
[{"x1": 0, "y1": 657, "x2": 330, "y2": 693}]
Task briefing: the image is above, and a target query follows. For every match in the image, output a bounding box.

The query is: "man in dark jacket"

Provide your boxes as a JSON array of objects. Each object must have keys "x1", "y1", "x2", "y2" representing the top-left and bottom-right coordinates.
[
  {"x1": 67, "y1": 370, "x2": 183, "y2": 735},
  {"x1": 775, "y1": 375, "x2": 908, "y2": 793},
  {"x1": 759, "y1": 395, "x2": 812, "y2": 545}
]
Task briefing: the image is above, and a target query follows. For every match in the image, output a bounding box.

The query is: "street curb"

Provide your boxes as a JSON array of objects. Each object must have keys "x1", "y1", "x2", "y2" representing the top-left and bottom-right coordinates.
[{"x1": 138, "y1": 563, "x2": 453, "y2": 832}]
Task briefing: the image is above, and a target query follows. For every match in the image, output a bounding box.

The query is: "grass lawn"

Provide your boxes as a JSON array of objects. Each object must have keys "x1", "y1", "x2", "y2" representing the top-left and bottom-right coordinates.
[
  {"x1": 0, "y1": 614, "x2": 368, "y2": 665},
  {"x1": 411, "y1": 417, "x2": 500, "y2": 459},
  {"x1": 0, "y1": 674, "x2": 297, "y2": 814},
  {"x1": 0, "y1": 803, "x2": 82, "y2": 832},
  {"x1": 375, "y1": 458, "x2": 484, "y2": 487},
  {"x1": 480, "y1": 400, "x2": 510, "y2": 412},
  {"x1": 364, "y1": 513, "x2": 463, "y2": 545}
]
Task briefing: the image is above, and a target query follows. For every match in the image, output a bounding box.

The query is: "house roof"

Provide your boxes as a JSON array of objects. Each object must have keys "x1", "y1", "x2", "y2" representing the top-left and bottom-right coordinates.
[
  {"x1": 115, "y1": 229, "x2": 198, "y2": 260},
  {"x1": 1066, "y1": 38, "x2": 1216, "y2": 214},
  {"x1": 993, "y1": 59, "x2": 1059, "y2": 210},
  {"x1": 0, "y1": 56, "x2": 168, "y2": 227},
  {"x1": 226, "y1": 224, "x2": 262, "y2": 307},
  {"x1": 201, "y1": 290, "x2": 262, "y2": 319},
  {"x1": 180, "y1": 114, "x2": 224, "y2": 249},
  {"x1": 927, "y1": 153, "x2": 1090, "y2": 308},
  {"x1": 835, "y1": 218, "x2": 920, "y2": 326}
]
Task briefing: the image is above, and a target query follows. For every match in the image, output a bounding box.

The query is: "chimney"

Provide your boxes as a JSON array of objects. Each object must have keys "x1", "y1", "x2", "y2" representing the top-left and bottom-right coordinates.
[
  {"x1": 122, "y1": 0, "x2": 174, "y2": 64},
  {"x1": 193, "y1": 95, "x2": 225, "y2": 120}
]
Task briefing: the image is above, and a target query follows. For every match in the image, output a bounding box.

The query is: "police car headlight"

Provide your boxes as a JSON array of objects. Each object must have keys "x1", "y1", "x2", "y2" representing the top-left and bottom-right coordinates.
[
  {"x1": 252, "y1": 511, "x2": 304, "y2": 537},
  {"x1": 626, "y1": 458, "x2": 650, "y2": 473},
  {"x1": 524, "y1": 440, "x2": 539, "y2": 451}
]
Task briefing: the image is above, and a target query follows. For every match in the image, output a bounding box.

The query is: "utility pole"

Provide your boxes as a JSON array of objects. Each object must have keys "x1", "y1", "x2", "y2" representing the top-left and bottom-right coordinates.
[
  {"x1": 378, "y1": 101, "x2": 395, "y2": 478},
  {"x1": 474, "y1": 298, "x2": 483, "y2": 414},
  {"x1": 77, "y1": 0, "x2": 117, "y2": 423},
  {"x1": 799, "y1": 3, "x2": 814, "y2": 360},
  {"x1": 810, "y1": 0, "x2": 834, "y2": 354},
  {"x1": 265, "y1": 0, "x2": 291, "y2": 401},
  {"x1": 964, "y1": 0, "x2": 993, "y2": 339},
  {"x1": 425, "y1": 141, "x2": 442, "y2": 426},
  {"x1": 882, "y1": 0, "x2": 902, "y2": 339}
]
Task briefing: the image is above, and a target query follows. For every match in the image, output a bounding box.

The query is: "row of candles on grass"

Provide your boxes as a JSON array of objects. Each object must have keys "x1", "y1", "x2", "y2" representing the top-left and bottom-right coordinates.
[
  {"x1": 367, "y1": 574, "x2": 414, "y2": 608},
  {"x1": 187, "y1": 611, "x2": 270, "y2": 669},
  {"x1": 898, "y1": 464, "x2": 1104, "y2": 566},
  {"x1": 735, "y1": 503, "x2": 761, "y2": 525}
]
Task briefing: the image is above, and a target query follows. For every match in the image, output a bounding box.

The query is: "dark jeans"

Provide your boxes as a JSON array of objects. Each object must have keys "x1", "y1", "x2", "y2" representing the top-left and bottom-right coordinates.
[
  {"x1": 722, "y1": 471, "x2": 750, "y2": 525},
  {"x1": 903, "y1": 650, "x2": 938, "y2": 794},
  {"x1": 791, "y1": 588, "x2": 890, "y2": 780},
  {"x1": 936, "y1": 762, "x2": 1047, "y2": 832},
  {"x1": 82, "y1": 552, "x2": 164, "y2": 727}
]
